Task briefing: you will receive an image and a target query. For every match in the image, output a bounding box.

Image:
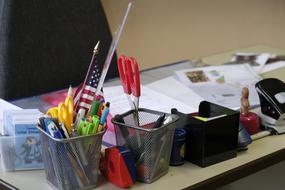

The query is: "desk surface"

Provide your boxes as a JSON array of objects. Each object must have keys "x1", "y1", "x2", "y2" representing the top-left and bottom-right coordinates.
[{"x1": 3, "y1": 45, "x2": 285, "y2": 190}]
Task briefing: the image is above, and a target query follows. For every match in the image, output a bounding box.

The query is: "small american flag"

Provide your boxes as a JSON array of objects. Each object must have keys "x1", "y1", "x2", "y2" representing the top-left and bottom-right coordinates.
[{"x1": 74, "y1": 42, "x2": 103, "y2": 113}]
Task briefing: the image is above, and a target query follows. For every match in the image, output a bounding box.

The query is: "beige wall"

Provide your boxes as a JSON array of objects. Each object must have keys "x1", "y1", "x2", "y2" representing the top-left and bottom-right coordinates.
[{"x1": 102, "y1": 0, "x2": 285, "y2": 70}]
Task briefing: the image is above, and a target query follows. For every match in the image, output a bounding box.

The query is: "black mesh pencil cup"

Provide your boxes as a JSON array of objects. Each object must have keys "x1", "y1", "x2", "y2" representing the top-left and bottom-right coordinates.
[
  {"x1": 112, "y1": 108, "x2": 179, "y2": 183},
  {"x1": 37, "y1": 125, "x2": 105, "y2": 190}
]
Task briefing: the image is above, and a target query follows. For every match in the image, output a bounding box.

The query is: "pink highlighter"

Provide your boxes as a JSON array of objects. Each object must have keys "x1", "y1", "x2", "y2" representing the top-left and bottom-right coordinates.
[{"x1": 240, "y1": 87, "x2": 260, "y2": 135}]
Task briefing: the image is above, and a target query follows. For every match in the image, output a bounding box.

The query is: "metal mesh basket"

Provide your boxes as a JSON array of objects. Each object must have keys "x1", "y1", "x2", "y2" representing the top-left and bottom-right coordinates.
[
  {"x1": 37, "y1": 125, "x2": 105, "y2": 190},
  {"x1": 112, "y1": 108, "x2": 179, "y2": 183}
]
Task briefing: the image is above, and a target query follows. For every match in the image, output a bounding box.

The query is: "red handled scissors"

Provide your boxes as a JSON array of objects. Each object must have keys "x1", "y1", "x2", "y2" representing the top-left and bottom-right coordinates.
[{"x1": 117, "y1": 55, "x2": 141, "y2": 112}]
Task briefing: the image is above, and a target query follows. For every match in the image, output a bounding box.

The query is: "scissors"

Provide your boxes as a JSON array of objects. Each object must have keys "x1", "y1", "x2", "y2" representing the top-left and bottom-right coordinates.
[
  {"x1": 118, "y1": 55, "x2": 141, "y2": 112},
  {"x1": 46, "y1": 94, "x2": 74, "y2": 134},
  {"x1": 118, "y1": 55, "x2": 142, "y2": 146}
]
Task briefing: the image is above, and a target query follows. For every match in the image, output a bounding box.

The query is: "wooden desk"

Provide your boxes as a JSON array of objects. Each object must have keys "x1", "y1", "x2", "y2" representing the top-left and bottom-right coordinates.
[{"x1": 2, "y1": 45, "x2": 285, "y2": 190}]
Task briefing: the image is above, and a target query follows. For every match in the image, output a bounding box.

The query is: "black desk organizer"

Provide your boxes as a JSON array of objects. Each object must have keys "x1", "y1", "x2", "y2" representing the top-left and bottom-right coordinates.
[{"x1": 172, "y1": 101, "x2": 239, "y2": 167}]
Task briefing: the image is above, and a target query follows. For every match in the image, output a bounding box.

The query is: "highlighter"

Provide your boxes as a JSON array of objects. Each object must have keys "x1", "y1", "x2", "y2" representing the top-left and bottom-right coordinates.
[{"x1": 91, "y1": 115, "x2": 100, "y2": 134}]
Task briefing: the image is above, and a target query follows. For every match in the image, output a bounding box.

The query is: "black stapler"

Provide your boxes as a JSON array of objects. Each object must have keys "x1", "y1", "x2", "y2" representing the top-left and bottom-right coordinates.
[{"x1": 255, "y1": 78, "x2": 285, "y2": 134}]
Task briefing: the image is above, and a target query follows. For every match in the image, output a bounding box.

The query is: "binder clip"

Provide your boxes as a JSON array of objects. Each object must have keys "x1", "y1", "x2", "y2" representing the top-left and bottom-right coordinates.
[{"x1": 100, "y1": 146, "x2": 136, "y2": 188}]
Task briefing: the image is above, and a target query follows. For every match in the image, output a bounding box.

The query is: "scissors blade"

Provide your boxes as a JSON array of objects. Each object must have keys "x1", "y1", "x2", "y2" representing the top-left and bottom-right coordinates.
[
  {"x1": 118, "y1": 56, "x2": 131, "y2": 94},
  {"x1": 127, "y1": 57, "x2": 141, "y2": 97}
]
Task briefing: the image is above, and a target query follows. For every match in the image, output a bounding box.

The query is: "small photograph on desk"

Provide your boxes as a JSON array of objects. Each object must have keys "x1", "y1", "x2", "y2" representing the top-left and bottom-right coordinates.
[
  {"x1": 185, "y1": 70, "x2": 209, "y2": 83},
  {"x1": 185, "y1": 70, "x2": 225, "y2": 84}
]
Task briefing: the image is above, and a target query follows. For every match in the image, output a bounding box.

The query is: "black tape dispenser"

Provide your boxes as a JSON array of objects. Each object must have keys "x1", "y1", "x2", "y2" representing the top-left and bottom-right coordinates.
[{"x1": 255, "y1": 78, "x2": 285, "y2": 134}]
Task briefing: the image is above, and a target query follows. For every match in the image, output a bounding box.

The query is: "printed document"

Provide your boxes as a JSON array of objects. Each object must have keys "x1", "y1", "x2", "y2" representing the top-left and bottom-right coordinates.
[{"x1": 174, "y1": 64, "x2": 262, "y2": 110}]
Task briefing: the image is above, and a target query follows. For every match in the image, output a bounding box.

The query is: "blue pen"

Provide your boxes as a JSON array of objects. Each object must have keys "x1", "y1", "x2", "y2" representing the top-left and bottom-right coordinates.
[{"x1": 100, "y1": 102, "x2": 110, "y2": 125}]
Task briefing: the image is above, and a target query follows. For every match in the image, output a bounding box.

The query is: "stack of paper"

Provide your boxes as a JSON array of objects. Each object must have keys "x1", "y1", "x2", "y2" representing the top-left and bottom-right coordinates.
[
  {"x1": 3, "y1": 109, "x2": 43, "y2": 136},
  {"x1": 231, "y1": 52, "x2": 285, "y2": 74},
  {"x1": 147, "y1": 64, "x2": 262, "y2": 110},
  {"x1": 104, "y1": 85, "x2": 197, "y2": 116}
]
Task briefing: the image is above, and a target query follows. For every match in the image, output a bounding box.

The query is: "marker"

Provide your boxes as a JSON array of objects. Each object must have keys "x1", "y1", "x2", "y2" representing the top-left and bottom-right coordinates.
[
  {"x1": 154, "y1": 114, "x2": 166, "y2": 128},
  {"x1": 81, "y1": 120, "x2": 94, "y2": 136},
  {"x1": 91, "y1": 116, "x2": 100, "y2": 134},
  {"x1": 77, "y1": 119, "x2": 88, "y2": 136},
  {"x1": 163, "y1": 116, "x2": 174, "y2": 125},
  {"x1": 100, "y1": 104, "x2": 110, "y2": 125},
  {"x1": 44, "y1": 118, "x2": 63, "y2": 139},
  {"x1": 97, "y1": 100, "x2": 105, "y2": 117},
  {"x1": 89, "y1": 100, "x2": 100, "y2": 116},
  {"x1": 74, "y1": 109, "x2": 86, "y2": 128}
]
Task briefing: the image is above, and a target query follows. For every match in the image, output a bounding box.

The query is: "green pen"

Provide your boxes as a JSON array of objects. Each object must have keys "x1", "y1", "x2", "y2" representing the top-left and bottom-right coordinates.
[
  {"x1": 82, "y1": 121, "x2": 94, "y2": 135},
  {"x1": 77, "y1": 119, "x2": 84, "y2": 135},
  {"x1": 78, "y1": 119, "x2": 89, "y2": 135},
  {"x1": 89, "y1": 100, "x2": 100, "y2": 116},
  {"x1": 91, "y1": 115, "x2": 100, "y2": 134}
]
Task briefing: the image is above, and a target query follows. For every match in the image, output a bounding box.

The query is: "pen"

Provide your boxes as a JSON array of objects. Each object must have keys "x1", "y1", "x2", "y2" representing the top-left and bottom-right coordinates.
[
  {"x1": 154, "y1": 113, "x2": 166, "y2": 128},
  {"x1": 98, "y1": 102, "x2": 110, "y2": 132},
  {"x1": 91, "y1": 116, "x2": 100, "y2": 134},
  {"x1": 66, "y1": 85, "x2": 73, "y2": 100},
  {"x1": 97, "y1": 99, "x2": 105, "y2": 117},
  {"x1": 100, "y1": 102, "x2": 110, "y2": 124},
  {"x1": 44, "y1": 118, "x2": 63, "y2": 139},
  {"x1": 89, "y1": 100, "x2": 100, "y2": 116},
  {"x1": 163, "y1": 115, "x2": 174, "y2": 125},
  {"x1": 74, "y1": 109, "x2": 86, "y2": 128}
]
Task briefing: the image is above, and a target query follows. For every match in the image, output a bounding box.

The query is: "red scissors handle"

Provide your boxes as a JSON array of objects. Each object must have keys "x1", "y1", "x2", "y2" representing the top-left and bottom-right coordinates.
[
  {"x1": 127, "y1": 57, "x2": 141, "y2": 97},
  {"x1": 118, "y1": 56, "x2": 131, "y2": 94}
]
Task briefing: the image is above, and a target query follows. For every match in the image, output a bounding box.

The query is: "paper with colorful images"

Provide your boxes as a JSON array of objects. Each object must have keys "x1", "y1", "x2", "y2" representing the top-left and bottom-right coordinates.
[{"x1": 175, "y1": 64, "x2": 262, "y2": 110}]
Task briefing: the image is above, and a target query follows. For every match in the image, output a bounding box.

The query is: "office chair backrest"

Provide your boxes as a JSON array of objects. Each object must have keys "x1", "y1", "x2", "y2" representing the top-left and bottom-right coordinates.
[{"x1": 0, "y1": 0, "x2": 118, "y2": 100}]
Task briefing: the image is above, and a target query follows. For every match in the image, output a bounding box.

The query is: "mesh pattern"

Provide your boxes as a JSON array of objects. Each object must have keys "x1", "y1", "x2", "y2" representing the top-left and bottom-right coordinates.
[
  {"x1": 38, "y1": 126, "x2": 104, "y2": 190},
  {"x1": 112, "y1": 108, "x2": 178, "y2": 183}
]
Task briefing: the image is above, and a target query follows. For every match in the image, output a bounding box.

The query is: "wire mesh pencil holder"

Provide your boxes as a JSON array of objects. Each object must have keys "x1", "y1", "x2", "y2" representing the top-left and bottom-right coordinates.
[
  {"x1": 37, "y1": 125, "x2": 105, "y2": 190},
  {"x1": 112, "y1": 108, "x2": 179, "y2": 183}
]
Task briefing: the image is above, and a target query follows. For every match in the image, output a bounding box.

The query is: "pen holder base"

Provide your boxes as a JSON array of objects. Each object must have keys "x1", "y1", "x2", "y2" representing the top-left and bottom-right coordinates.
[
  {"x1": 37, "y1": 125, "x2": 105, "y2": 190},
  {"x1": 112, "y1": 108, "x2": 179, "y2": 183}
]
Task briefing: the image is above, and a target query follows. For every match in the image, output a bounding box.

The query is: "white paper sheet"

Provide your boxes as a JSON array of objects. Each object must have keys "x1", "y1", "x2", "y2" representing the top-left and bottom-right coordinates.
[
  {"x1": 103, "y1": 85, "x2": 197, "y2": 116},
  {"x1": 173, "y1": 64, "x2": 262, "y2": 110},
  {"x1": 231, "y1": 53, "x2": 285, "y2": 73},
  {"x1": 146, "y1": 77, "x2": 204, "y2": 111},
  {"x1": 259, "y1": 61, "x2": 285, "y2": 73}
]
